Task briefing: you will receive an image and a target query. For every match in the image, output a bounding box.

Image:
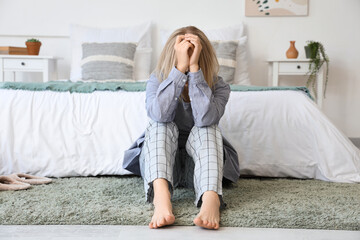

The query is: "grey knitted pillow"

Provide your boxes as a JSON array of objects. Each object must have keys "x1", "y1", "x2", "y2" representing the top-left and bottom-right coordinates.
[
  {"x1": 211, "y1": 40, "x2": 238, "y2": 84},
  {"x1": 81, "y1": 42, "x2": 137, "y2": 81}
]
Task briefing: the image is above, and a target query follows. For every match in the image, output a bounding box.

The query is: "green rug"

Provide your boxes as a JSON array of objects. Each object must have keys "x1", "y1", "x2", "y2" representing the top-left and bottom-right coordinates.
[{"x1": 0, "y1": 176, "x2": 359, "y2": 230}]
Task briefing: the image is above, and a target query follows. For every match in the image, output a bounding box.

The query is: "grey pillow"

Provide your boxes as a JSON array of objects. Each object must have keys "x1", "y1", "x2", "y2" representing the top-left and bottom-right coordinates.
[
  {"x1": 81, "y1": 42, "x2": 137, "y2": 81},
  {"x1": 211, "y1": 40, "x2": 238, "y2": 84}
]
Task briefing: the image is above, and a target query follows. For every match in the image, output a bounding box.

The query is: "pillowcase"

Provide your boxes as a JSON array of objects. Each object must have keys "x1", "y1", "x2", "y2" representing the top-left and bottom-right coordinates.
[
  {"x1": 160, "y1": 24, "x2": 251, "y2": 85},
  {"x1": 70, "y1": 22, "x2": 152, "y2": 81},
  {"x1": 81, "y1": 42, "x2": 137, "y2": 81},
  {"x1": 210, "y1": 40, "x2": 238, "y2": 84}
]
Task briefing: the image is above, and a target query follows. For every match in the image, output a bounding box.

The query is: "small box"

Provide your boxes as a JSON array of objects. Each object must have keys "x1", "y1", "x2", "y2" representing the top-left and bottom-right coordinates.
[{"x1": 0, "y1": 46, "x2": 28, "y2": 55}]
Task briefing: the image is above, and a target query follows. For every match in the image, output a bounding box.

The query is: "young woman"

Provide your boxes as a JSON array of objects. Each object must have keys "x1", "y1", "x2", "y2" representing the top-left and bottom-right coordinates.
[{"x1": 123, "y1": 25, "x2": 240, "y2": 230}]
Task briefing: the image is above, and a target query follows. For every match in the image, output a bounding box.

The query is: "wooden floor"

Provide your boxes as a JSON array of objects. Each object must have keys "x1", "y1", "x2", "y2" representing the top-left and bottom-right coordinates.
[{"x1": 1, "y1": 225, "x2": 359, "y2": 240}]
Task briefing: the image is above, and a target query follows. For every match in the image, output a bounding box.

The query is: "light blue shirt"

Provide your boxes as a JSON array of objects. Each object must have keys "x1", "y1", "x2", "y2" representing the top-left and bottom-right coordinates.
[{"x1": 146, "y1": 66, "x2": 230, "y2": 131}]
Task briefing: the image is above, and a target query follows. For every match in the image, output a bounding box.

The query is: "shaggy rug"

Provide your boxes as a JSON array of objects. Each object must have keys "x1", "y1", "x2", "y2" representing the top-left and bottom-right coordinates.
[{"x1": 0, "y1": 175, "x2": 359, "y2": 230}]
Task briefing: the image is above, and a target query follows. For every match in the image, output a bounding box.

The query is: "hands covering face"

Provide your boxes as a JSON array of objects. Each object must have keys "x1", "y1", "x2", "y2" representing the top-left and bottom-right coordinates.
[{"x1": 174, "y1": 33, "x2": 202, "y2": 73}]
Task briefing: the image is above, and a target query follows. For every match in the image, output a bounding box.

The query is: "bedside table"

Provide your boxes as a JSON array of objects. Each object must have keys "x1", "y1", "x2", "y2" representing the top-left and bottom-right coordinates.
[
  {"x1": 267, "y1": 59, "x2": 325, "y2": 108},
  {"x1": 0, "y1": 55, "x2": 58, "y2": 82}
]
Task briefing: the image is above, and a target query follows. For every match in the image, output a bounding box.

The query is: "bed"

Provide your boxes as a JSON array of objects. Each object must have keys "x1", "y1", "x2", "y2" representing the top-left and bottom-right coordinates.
[
  {"x1": 0, "y1": 81, "x2": 359, "y2": 183},
  {"x1": 0, "y1": 22, "x2": 359, "y2": 183}
]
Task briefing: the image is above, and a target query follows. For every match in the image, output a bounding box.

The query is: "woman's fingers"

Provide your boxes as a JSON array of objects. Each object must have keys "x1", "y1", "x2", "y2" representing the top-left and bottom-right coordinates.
[
  {"x1": 175, "y1": 35, "x2": 185, "y2": 45},
  {"x1": 180, "y1": 40, "x2": 194, "y2": 51}
]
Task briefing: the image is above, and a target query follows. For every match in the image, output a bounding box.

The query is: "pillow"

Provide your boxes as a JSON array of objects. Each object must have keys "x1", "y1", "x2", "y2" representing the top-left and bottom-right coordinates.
[
  {"x1": 160, "y1": 24, "x2": 251, "y2": 85},
  {"x1": 70, "y1": 22, "x2": 152, "y2": 81},
  {"x1": 81, "y1": 42, "x2": 137, "y2": 81},
  {"x1": 210, "y1": 40, "x2": 238, "y2": 84}
]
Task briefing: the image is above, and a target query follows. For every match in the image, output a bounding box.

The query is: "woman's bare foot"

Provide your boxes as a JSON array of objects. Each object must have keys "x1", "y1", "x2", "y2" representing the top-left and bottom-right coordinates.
[
  {"x1": 149, "y1": 178, "x2": 175, "y2": 229},
  {"x1": 193, "y1": 191, "x2": 220, "y2": 230}
]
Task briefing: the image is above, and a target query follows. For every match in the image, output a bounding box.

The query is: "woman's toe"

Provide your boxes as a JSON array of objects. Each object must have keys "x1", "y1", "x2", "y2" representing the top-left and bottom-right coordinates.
[{"x1": 158, "y1": 218, "x2": 165, "y2": 226}]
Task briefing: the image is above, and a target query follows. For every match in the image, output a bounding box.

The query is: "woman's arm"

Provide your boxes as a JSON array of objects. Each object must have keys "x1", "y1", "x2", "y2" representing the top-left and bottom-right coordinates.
[
  {"x1": 188, "y1": 68, "x2": 230, "y2": 127},
  {"x1": 146, "y1": 66, "x2": 188, "y2": 122}
]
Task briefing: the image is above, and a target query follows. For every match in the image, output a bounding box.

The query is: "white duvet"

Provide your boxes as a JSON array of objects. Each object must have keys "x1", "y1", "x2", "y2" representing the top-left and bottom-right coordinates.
[{"x1": 0, "y1": 89, "x2": 359, "y2": 183}]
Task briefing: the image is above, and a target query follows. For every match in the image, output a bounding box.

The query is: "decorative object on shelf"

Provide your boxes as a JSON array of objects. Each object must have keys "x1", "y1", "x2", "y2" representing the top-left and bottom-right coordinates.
[
  {"x1": 286, "y1": 41, "x2": 299, "y2": 59},
  {"x1": 0, "y1": 46, "x2": 28, "y2": 55},
  {"x1": 304, "y1": 40, "x2": 329, "y2": 98},
  {"x1": 25, "y1": 38, "x2": 41, "y2": 55},
  {"x1": 245, "y1": 0, "x2": 309, "y2": 17}
]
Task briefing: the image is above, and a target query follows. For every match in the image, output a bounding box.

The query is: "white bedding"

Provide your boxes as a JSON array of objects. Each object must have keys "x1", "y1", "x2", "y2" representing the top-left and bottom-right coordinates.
[{"x1": 0, "y1": 89, "x2": 359, "y2": 183}]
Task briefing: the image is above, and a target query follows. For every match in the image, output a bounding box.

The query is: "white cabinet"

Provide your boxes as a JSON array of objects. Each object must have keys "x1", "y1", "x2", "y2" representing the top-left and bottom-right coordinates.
[{"x1": 0, "y1": 55, "x2": 58, "y2": 82}]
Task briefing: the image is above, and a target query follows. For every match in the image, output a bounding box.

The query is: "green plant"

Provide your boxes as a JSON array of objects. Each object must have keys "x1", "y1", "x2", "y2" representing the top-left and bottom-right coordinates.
[
  {"x1": 305, "y1": 41, "x2": 329, "y2": 99},
  {"x1": 26, "y1": 38, "x2": 41, "y2": 43}
]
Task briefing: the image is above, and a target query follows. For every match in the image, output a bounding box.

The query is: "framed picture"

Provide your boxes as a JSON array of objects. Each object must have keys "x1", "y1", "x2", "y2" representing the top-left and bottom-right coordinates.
[{"x1": 245, "y1": 0, "x2": 308, "y2": 17}]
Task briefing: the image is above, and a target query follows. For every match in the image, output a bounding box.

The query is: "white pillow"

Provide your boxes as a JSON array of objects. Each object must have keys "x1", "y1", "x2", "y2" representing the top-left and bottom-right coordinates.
[
  {"x1": 70, "y1": 22, "x2": 152, "y2": 81},
  {"x1": 160, "y1": 24, "x2": 251, "y2": 85}
]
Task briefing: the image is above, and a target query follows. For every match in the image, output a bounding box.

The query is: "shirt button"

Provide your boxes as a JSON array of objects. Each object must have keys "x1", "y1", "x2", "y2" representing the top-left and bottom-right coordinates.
[
  {"x1": 182, "y1": 79, "x2": 186, "y2": 82},
  {"x1": 175, "y1": 97, "x2": 178, "y2": 101}
]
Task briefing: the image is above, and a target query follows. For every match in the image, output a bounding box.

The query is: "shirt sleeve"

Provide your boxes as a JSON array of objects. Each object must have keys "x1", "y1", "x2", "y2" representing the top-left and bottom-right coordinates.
[
  {"x1": 146, "y1": 66, "x2": 188, "y2": 122},
  {"x1": 188, "y1": 68, "x2": 230, "y2": 127}
]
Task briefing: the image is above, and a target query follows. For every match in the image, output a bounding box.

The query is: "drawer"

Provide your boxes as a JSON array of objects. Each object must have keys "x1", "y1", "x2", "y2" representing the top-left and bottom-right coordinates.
[
  {"x1": 278, "y1": 62, "x2": 309, "y2": 74},
  {"x1": 3, "y1": 59, "x2": 44, "y2": 70}
]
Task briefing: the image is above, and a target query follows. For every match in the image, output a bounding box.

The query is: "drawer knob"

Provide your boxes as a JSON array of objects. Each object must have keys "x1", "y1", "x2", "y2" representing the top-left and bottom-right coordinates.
[
  {"x1": 21, "y1": 62, "x2": 25, "y2": 66},
  {"x1": 297, "y1": 65, "x2": 301, "y2": 69}
]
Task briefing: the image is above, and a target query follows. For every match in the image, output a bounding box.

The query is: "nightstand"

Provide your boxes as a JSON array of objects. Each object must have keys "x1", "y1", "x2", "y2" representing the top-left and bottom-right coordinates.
[
  {"x1": 0, "y1": 55, "x2": 58, "y2": 82},
  {"x1": 267, "y1": 59, "x2": 325, "y2": 108}
]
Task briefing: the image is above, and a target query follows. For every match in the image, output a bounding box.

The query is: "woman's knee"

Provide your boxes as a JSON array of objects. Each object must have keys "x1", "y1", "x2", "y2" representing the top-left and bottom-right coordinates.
[
  {"x1": 189, "y1": 124, "x2": 220, "y2": 135},
  {"x1": 146, "y1": 120, "x2": 179, "y2": 135},
  {"x1": 146, "y1": 120, "x2": 179, "y2": 141}
]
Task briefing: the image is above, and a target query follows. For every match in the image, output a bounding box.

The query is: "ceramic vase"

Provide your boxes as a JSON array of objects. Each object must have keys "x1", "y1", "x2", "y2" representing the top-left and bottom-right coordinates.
[{"x1": 286, "y1": 41, "x2": 298, "y2": 59}]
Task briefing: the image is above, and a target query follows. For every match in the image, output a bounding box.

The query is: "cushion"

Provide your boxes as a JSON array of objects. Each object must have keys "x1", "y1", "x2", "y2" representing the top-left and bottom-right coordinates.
[
  {"x1": 160, "y1": 23, "x2": 251, "y2": 85},
  {"x1": 70, "y1": 22, "x2": 152, "y2": 81},
  {"x1": 81, "y1": 42, "x2": 137, "y2": 81},
  {"x1": 210, "y1": 40, "x2": 238, "y2": 84}
]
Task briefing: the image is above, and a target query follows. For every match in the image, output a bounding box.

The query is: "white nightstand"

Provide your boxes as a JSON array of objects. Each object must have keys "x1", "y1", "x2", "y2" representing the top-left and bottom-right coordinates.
[
  {"x1": 267, "y1": 59, "x2": 325, "y2": 109},
  {"x1": 0, "y1": 55, "x2": 58, "y2": 82}
]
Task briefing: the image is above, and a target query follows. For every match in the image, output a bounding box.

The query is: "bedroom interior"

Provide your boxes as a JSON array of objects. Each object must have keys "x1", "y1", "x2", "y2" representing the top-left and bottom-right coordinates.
[{"x1": 0, "y1": 0, "x2": 359, "y2": 239}]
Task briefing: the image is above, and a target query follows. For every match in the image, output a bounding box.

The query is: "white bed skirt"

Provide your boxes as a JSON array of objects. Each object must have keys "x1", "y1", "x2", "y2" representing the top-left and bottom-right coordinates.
[{"x1": 0, "y1": 89, "x2": 359, "y2": 183}]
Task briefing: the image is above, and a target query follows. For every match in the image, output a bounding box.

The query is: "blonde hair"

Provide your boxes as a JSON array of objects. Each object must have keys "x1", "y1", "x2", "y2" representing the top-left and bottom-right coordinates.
[{"x1": 154, "y1": 26, "x2": 219, "y2": 89}]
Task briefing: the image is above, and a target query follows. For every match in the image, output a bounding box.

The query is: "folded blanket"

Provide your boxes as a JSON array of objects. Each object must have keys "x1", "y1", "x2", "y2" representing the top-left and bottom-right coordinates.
[{"x1": 0, "y1": 81, "x2": 313, "y2": 100}]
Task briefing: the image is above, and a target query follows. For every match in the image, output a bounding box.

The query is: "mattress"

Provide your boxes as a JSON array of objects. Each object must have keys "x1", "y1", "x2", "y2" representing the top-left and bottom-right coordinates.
[{"x1": 0, "y1": 84, "x2": 359, "y2": 183}]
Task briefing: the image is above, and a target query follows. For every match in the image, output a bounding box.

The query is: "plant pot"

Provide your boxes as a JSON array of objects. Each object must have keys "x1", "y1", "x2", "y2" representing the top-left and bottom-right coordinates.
[
  {"x1": 304, "y1": 45, "x2": 318, "y2": 59},
  {"x1": 25, "y1": 42, "x2": 41, "y2": 55}
]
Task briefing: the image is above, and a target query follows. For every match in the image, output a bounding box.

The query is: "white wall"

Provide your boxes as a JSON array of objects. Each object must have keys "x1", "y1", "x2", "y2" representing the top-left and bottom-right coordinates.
[{"x1": 0, "y1": 0, "x2": 359, "y2": 137}]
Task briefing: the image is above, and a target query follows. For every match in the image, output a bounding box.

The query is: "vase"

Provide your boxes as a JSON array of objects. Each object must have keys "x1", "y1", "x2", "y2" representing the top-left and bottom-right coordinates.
[{"x1": 286, "y1": 41, "x2": 298, "y2": 59}]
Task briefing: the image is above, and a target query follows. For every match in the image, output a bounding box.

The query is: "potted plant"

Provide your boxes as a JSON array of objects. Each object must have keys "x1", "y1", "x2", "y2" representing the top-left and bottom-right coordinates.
[
  {"x1": 25, "y1": 38, "x2": 41, "y2": 55},
  {"x1": 304, "y1": 41, "x2": 329, "y2": 99}
]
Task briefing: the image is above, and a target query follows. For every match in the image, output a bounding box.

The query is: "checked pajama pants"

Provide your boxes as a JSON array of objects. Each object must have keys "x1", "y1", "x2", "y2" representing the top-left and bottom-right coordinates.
[{"x1": 139, "y1": 119, "x2": 225, "y2": 208}]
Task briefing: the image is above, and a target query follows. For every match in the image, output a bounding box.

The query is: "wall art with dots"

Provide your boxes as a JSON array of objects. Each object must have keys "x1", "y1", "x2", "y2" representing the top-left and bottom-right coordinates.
[{"x1": 245, "y1": 0, "x2": 308, "y2": 16}]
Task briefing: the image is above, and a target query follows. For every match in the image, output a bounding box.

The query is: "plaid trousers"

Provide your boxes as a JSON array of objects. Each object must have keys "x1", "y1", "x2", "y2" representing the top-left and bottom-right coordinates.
[{"x1": 139, "y1": 119, "x2": 225, "y2": 208}]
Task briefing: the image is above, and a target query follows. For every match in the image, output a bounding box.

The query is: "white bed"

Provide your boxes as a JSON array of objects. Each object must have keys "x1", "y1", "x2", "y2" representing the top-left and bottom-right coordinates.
[{"x1": 1, "y1": 88, "x2": 359, "y2": 183}]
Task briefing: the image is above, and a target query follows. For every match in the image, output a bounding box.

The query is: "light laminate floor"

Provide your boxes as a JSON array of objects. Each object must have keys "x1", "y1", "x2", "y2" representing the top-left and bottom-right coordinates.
[{"x1": 0, "y1": 225, "x2": 359, "y2": 240}]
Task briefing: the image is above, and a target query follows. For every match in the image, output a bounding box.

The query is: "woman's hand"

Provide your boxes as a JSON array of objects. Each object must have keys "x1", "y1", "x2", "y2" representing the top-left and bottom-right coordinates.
[
  {"x1": 174, "y1": 35, "x2": 194, "y2": 73},
  {"x1": 185, "y1": 33, "x2": 202, "y2": 72}
]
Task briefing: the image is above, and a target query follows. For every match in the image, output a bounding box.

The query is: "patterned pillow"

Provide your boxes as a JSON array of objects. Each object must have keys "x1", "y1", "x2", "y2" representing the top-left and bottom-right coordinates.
[
  {"x1": 211, "y1": 40, "x2": 238, "y2": 84},
  {"x1": 81, "y1": 42, "x2": 137, "y2": 81}
]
